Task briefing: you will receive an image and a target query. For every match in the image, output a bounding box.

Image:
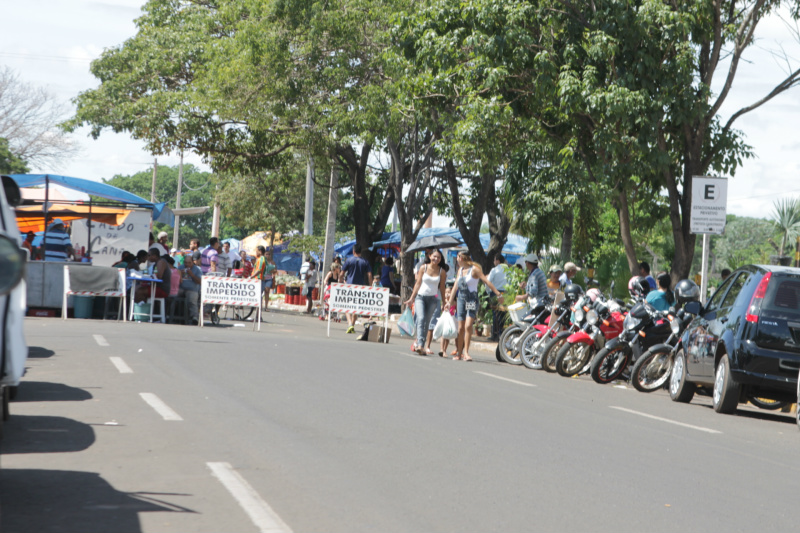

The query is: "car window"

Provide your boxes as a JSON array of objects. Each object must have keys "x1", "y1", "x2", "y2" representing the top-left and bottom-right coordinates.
[
  {"x1": 720, "y1": 272, "x2": 747, "y2": 309},
  {"x1": 705, "y1": 275, "x2": 734, "y2": 313},
  {"x1": 764, "y1": 278, "x2": 800, "y2": 314}
]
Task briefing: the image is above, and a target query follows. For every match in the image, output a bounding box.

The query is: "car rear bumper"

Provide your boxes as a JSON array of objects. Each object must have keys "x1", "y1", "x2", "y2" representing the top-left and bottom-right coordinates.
[{"x1": 733, "y1": 341, "x2": 800, "y2": 393}]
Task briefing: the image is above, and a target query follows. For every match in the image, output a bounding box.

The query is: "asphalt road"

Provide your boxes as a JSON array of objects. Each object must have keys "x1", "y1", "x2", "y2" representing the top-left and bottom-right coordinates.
[{"x1": 1, "y1": 312, "x2": 799, "y2": 533}]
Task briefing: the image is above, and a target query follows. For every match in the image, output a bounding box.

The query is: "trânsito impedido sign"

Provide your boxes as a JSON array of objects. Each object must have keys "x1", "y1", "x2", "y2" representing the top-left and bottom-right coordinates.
[{"x1": 690, "y1": 176, "x2": 728, "y2": 235}]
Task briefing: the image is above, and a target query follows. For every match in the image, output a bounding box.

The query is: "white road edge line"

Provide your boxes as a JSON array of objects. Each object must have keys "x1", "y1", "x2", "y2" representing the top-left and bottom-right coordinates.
[
  {"x1": 93, "y1": 334, "x2": 109, "y2": 347},
  {"x1": 139, "y1": 393, "x2": 183, "y2": 421},
  {"x1": 109, "y1": 357, "x2": 133, "y2": 374},
  {"x1": 474, "y1": 371, "x2": 536, "y2": 387},
  {"x1": 610, "y1": 406, "x2": 722, "y2": 434},
  {"x1": 207, "y1": 462, "x2": 293, "y2": 533}
]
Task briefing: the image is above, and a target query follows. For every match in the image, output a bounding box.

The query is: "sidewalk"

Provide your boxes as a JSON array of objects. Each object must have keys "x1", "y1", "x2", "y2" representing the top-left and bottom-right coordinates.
[{"x1": 266, "y1": 298, "x2": 499, "y2": 354}]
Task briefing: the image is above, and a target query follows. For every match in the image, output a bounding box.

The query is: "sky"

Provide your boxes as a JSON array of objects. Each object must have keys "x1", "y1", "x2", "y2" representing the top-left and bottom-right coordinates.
[{"x1": 1, "y1": 0, "x2": 800, "y2": 222}]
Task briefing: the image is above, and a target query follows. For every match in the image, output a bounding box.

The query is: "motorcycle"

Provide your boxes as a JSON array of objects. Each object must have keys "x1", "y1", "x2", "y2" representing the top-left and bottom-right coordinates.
[
  {"x1": 496, "y1": 296, "x2": 552, "y2": 365},
  {"x1": 518, "y1": 297, "x2": 577, "y2": 370},
  {"x1": 538, "y1": 295, "x2": 588, "y2": 373},
  {"x1": 554, "y1": 296, "x2": 625, "y2": 377},
  {"x1": 630, "y1": 309, "x2": 687, "y2": 392},
  {"x1": 589, "y1": 300, "x2": 672, "y2": 384}
]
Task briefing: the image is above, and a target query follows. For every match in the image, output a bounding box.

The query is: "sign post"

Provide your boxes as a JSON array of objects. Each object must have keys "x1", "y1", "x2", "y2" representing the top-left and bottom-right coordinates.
[
  {"x1": 327, "y1": 283, "x2": 391, "y2": 342},
  {"x1": 200, "y1": 276, "x2": 262, "y2": 330},
  {"x1": 690, "y1": 176, "x2": 728, "y2": 303}
]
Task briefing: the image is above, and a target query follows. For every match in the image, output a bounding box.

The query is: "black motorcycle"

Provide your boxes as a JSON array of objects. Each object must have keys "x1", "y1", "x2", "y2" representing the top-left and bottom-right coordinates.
[
  {"x1": 589, "y1": 300, "x2": 672, "y2": 384},
  {"x1": 630, "y1": 309, "x2": 687, "y2": 392}
]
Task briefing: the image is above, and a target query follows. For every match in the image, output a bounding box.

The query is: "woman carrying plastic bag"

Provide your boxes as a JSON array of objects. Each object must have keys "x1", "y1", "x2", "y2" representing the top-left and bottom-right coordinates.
[{"x1": 397, "y1": 306, "x2": 416, "y2": 337}]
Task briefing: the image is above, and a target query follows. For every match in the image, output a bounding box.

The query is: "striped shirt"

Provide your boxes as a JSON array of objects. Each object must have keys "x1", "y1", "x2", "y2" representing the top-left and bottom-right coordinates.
[
  {"x1": 43, "y1": 228, "x2": 72, "y2": 262},
  {"x1": 526, "y1": 266, "x2": 548, "y2": 300}
]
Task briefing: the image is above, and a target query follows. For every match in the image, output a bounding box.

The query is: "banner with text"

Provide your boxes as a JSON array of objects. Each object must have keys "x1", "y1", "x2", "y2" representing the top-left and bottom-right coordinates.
[
  {"x1": 329, "y1": 283, "x2": 390, "y2": 317},
  {"x1": 72, "y1": 210, "x2": 151, "y2": 267},
  {"x1": 690, "y1": 176, "x2": 728, "y2": 235},
  {"x1": 201, "y1": 277, "x2": 261, "y2": 307}
]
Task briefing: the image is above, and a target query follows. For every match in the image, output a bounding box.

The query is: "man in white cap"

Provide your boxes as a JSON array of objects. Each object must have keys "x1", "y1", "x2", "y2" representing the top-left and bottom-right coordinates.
[
  {"x1": 153, "y1": 231, "x2": 170, "y2": 256},
  {"x1": 559, "y1": 262, "x2": 581, "y2": 286},
  {"x1": 40, "y1": 218, "x2": 75, "y2": 261},
  {"x1": 515, "y1": 253, "x2": 548, "y2": 302}
]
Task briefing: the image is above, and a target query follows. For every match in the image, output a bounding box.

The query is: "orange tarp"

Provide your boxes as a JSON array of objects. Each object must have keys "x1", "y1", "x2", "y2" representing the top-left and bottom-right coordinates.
[{"x1": 15, "y1": 205, "x2": 131, "y2": 234}]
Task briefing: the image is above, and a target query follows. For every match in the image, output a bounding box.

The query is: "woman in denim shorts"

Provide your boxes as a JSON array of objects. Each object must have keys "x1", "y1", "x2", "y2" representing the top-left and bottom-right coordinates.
[{"x1": 445, "y1": 252, "x2": 501, "y2": 361}]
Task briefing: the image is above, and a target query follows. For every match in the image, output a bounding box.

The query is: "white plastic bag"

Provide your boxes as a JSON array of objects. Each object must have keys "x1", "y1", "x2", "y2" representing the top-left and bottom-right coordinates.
[{"x1": 435, "y1": 312, "x2": 458, "y2": 340}]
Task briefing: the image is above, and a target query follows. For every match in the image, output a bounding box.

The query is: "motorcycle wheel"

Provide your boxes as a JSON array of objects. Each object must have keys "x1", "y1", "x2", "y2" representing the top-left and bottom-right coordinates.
[
  {"x1": 631, "y1": 347, "x2": 673, "y2": 393},
  {"x1": 519, "y1": 329, "x2": 547, "y2": 369},
  {"x1": 555, "y1": 342, "x2": 594, "y2": 377},
  {"x1": 590, "y1": 344, "x2": 630, "y2": 384},
  {"x1": 540, "y1": 331, "x2": 571, "y2": 373},
  {"x1": 748, "y1": 397, "x2": 788, "y2": 411},
  {"x1": 496, "y1": 325, "x2": 523, "y2": 365}
]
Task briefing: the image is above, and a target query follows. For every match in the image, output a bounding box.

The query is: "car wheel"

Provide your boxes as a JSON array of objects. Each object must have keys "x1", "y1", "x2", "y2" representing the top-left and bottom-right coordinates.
[
  {"x1": 713, "y1": 354, "x2": 740, "y2": 414},
  {"x1": 669, "y1": 349, "x2": 695, "y2": 403}
]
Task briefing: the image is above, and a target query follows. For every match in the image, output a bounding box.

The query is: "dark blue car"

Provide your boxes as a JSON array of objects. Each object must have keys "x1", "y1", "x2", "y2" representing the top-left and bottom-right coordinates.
[{"x1": 669, "y1": 265, "x2": 800, "y2": 414}]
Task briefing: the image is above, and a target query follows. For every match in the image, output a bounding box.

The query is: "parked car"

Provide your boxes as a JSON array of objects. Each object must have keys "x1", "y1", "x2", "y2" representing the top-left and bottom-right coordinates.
[
  {"x1": 0, "y1": 175, "x2": 28, "y2": 438},
  {"x1": 669, "y1": 265, "x2": 800, "y2": 414}
]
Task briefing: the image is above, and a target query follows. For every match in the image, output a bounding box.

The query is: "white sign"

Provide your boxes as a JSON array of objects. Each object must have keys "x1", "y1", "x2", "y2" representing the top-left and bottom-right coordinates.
[
  {"x1": 72, "y1": 210, "x2": 151, "y2": 267},
  {"x1": 328, "y1": 283, "x2": 390, "y2": 317},
  {"x1": 690, "y1": 176, "x2": 728, "y2": 235},
  {"x1": 201, "y1": 277, "x2": 262, "y2": 307}
]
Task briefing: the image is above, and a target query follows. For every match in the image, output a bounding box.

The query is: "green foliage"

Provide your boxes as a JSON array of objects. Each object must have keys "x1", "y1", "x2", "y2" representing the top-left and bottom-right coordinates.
[
  {"x1": 769, "y1": 198, "x2": 800, "y2": 257},
  {"x1": 0, "y1": 137, "x2": 28, "y2": 174}
]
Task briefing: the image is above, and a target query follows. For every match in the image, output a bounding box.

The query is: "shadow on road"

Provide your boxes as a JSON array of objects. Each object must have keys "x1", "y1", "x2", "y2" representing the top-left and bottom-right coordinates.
[
  {"x1": 0, "y1": 415, "x2": 95, "y2": 455},
  {"x1": 0, "y1": 469, "x2": 195, "y2": 533},
  {"x1": 12, "y1": 382, "x2": 93, "y2": 403},
  {"x1": 27, "y1": 347, "x2": 55, "y2": 359}
]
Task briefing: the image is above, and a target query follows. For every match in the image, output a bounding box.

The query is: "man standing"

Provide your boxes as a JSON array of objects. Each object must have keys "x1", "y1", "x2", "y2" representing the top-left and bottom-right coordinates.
[
  {"x1": 189, "y1": 238, "x2": 202, "y2": 263},
  {"x1": 639, "y1": 261, "x2": 657, "y2": 290},
  {"x1": 21, "y1": 231, "x2": 36, "y2": 258},
  {"x1": 487, "y1": 254, "x2": 509, "y2": 342},
  {"x1": 40, "y1": 218, "x2": 74, "y2": 262},
  {"x1": 559, "y1": 262, "x2": 581, "y2": 286},
  {"x1": 216, "y1": 241, "x2": 233, "y2": 276},
  {"x1": 178, "y1": 254, "x2": 203, "y2": 325},
  {"x1": 341, "y1": 244, "x2": 373, "y2": 334},
  {"x1": 515, "y1": 253, "x2": 548, "y2": 302},
  {"x1": 201, "y1": 237, "x2": 220, "y2": 274},
  {"x1": 223, "y1": 241, "x2": 239, "y2": 270}
]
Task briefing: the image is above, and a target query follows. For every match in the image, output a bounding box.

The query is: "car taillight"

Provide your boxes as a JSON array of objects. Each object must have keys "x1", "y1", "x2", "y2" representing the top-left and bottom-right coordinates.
[{"x1": 745, "y1": 272, "x2": 772, "y2": 323}]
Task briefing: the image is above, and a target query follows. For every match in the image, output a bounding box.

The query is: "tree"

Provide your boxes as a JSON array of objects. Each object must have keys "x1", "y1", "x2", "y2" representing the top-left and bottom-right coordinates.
[
  {"x1": 769, "y1": 197, "x2": 800, "y2": 257},
  {"x1": 0, "y1": 137, "x2": 28, "y2": 175},
  {"x1": 0, "y1": 67, "x2": 77, "y2": 168}
]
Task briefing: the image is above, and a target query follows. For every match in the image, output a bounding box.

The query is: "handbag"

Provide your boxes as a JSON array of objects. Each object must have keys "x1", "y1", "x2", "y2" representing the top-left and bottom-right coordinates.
[{"x1": 397, "y1": 307, "x2": 416, "y2": 337}]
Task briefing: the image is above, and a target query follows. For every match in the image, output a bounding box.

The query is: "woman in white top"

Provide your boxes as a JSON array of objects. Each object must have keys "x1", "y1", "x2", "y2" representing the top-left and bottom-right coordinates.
[
  {"x1": 405, "y1": 249, "x2": 447, "y2": 355},
  {"x1": 445, "y1": 251, "x2": 501, "y2": 361}
]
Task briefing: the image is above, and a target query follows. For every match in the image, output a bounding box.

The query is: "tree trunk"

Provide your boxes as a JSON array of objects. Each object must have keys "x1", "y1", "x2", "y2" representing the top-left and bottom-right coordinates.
[
  {"x1": 560, "y1": 211, "x2": 574, "y2": 262},
  {"x1": 444, "y1": 161, "x2": 496, "y2": 270},
  {"x1": 615, "y1": 189, "x2": 639, "y2": 275}
]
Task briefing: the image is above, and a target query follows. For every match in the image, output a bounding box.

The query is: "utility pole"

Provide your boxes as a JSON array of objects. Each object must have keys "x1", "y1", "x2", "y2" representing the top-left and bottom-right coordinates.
[
  {"x1": 172, "y1": 152, "x2": 184, "y2": 249},
  {"x1": 304, "y1": 158, "x2": 315, "y2": 261},
  {"x1": 151, "y1": 158, "x2": 158, "y2": 203},
  {"x1": 322, "y1": 167, "x2": 339, "y2": 271}
]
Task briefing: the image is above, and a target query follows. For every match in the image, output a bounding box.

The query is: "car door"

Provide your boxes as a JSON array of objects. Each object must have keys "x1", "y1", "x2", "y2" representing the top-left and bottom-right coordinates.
[
  {"x1": 701, "y1": 271, "x2": 750, "y2": 376},
  {"x1": 685, "y1": 275, "x2": 735, "y2": 379}
]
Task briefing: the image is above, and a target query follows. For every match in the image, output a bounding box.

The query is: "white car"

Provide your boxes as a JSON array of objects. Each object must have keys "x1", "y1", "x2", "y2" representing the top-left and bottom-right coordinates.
[{"x1": 0, "y1": 175, "x2": 28, "y2": 437}]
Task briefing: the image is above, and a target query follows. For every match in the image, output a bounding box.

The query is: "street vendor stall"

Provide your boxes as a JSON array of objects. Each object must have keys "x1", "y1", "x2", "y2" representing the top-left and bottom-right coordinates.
[{"x1": 5, "y1": 174, "x2": 174, "y2": 312}]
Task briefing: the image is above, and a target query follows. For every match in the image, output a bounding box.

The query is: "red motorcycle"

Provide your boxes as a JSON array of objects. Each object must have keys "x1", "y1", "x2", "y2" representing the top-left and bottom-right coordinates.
[{"x1": 554, "y1": 292, "x2": 625, "y2": 377}]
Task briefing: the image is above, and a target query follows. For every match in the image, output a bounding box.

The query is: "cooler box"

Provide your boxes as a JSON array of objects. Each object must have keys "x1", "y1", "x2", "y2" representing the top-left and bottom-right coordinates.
[{"x1": 73, "y1": 296, "x2": 95, "y2": 319}]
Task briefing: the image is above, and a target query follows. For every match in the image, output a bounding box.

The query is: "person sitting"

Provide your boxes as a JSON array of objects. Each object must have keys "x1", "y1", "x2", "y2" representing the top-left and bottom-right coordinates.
[
  {"x1": 178, "y1": 254, "x2": 202, "y2": 325},
  {"x1": 645, "y1": 272, "x2": 675, "y2": 312},
  {"x1": 135, "y1": 247, "x2": 172, "y2": 303}
]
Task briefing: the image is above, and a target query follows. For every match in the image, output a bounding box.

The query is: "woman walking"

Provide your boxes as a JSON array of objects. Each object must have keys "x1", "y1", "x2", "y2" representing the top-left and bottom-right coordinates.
[
  {"x1": 445, "y1": 251, "x2": 501, "y2": 361},
  {"x1": 263, "y1": 250, "x2": 278, "y2": 311},
  {"x1": 404, "y1": 249, "x2": 447, "y2": 355}
]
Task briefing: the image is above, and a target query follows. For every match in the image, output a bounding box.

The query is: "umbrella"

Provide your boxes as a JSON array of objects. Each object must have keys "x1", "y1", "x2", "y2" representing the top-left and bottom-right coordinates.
[{"x1": 405, "y1": 235, "x2": 463, "y2": 253}]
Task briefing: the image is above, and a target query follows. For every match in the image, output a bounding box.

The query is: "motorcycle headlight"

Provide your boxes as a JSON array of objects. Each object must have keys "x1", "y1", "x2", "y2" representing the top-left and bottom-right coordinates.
[
  {"x1": 574, "y1": 308, "x2": 585, "y2": 323},
  {"x1": 670, "y1": 317, "x2": 681, "y2": 335},
  {"x1": 587, "y1": 309, "x2": 599, "y2": 325},
  {"x1": 624, "y1": 314, "x2": 640, "y2": 331}
]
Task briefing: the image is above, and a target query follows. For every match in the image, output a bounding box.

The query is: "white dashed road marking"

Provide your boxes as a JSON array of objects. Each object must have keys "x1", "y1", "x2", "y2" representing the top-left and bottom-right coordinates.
[
  {"x1": 109, "y1": 357, "x2": 133, "y2": 374},
  {"x1": 474, "y1": 371, "x2": 536, "y2": 387},
  {"x1": 139, "y1": 393, "x2": 183, "y2": 421},
  {"x1": 208, "y1": 462, "x2": 293, "y2": 533},
  {"x1": 610, "y1": 406, "x2": 722, "y2": 434},
  {"x1": 93, "y1": 334, "x2": 109, "y2": 346}
]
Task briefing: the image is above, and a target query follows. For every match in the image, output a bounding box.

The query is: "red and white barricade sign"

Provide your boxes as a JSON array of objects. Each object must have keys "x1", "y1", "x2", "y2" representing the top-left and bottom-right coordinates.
[
  {"x1": 201, "y1": 276, "x2": 262, "y2": 330},
  {"x1": 328, "y1": 283, "x2": 390, "y2": 342}
]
